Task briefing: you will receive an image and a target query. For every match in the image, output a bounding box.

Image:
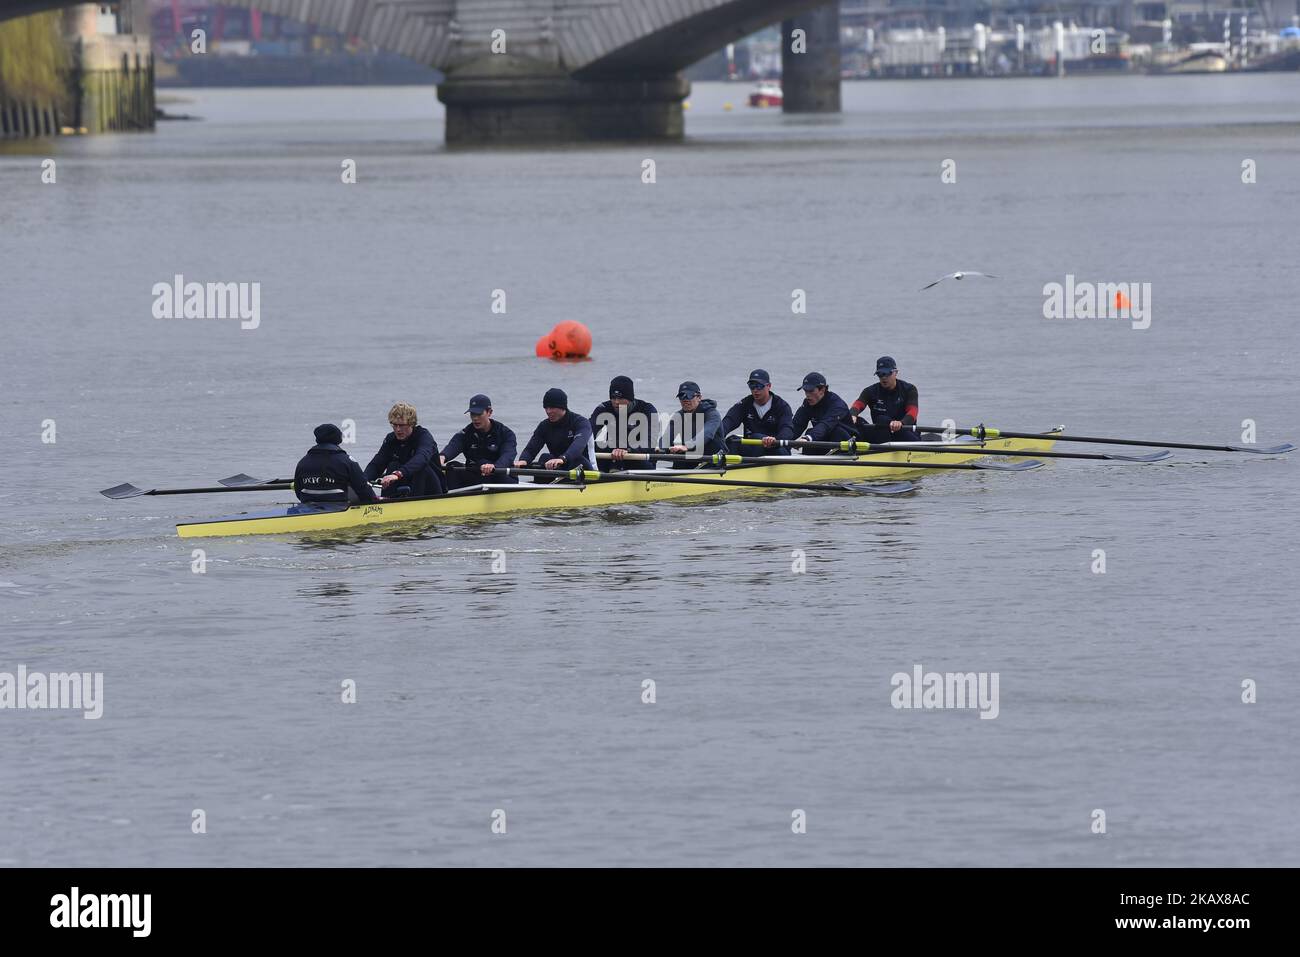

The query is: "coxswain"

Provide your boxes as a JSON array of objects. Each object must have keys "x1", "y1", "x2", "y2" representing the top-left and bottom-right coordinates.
[
  {"x1": 514, "y1": 388, "x2": 596, "y2": 472},
  {"x1": 440, "y1": 394, "x2": 519, "y2": 490},
  {"x1": 720, "y1": 368, "x2": 794, "y2": 457},
  {"x1": 590, "y1": 375, "x2": 660, "y2": 472},
  {"x1": 294, "y1": 424, "x2": 378, "y2": 505},
  {"x1": 363, "y1": 402, "x2": 444, "y2": 497},
  {"x1": 792, "y1": 372, "x2": 855, "y2": 448},
  {"x1": 850, "y1": 356, "x2": 921, "y2": 442},
  {"x1": 666, "y1": 380, "x2": 725, "y2": 468}
]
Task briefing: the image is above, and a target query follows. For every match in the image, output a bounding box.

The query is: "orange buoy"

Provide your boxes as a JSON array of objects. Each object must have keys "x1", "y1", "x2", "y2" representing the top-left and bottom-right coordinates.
[
  {"x1": 1115, "y1": 290, "x2": 1131, "y2": 311},
  {"x1": 555, "y1": 320, "x2": 592, "y2": 358},
  {"x1": 536, "y1": 321, "x2": 591, "y2": 360}
]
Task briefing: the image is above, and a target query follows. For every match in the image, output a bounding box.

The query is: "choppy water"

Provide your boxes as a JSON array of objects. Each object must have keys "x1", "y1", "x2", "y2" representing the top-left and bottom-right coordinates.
[{"x1": 1, "y1": 77, "x2": 1298, "y2": 866}]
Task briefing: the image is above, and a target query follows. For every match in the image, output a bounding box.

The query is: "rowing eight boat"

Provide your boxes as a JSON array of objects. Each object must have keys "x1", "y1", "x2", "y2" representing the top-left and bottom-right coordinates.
[{"x1": 173, "y1": 429, "x2": 1062, "y2": 538}]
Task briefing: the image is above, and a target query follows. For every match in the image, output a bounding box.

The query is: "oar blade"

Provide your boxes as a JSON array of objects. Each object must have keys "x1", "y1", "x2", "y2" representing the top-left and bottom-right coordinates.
[
  {"x1": 220, "y1": 473, "x2": 267, "y2": 487},
  {"x1": 838, "y1": 481, "x2": 916, "y2": 496},
  {"x1": 970, "y1": 459, "x2": 1044, "y2": 471},
  {"x1": 100, "y1": 483, "x2": 149, "y2": 499},
  {"x1": 1227, "y1": 443, "x2": 1296, "y2": 455},
  {"x1": 1103, "y1": 450, "x2": 1173, "y2": 462}
]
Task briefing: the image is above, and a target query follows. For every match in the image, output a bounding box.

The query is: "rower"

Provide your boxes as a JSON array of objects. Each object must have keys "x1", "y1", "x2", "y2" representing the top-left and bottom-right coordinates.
[
  {"x1": 792, "y1": 372, "x2": 855, "y2": 449},
  {"x1": 666, "y1": 380, "x2": 725, "y2": 468},
  {"x1": 363, "y1": 402, "x2": 444, "y2": 497},
  {"x1": 294, "y1": 424, "x2": 378, "y2": 505},
  {"x1": 440, "y1": 394, "x2": 518, "y2": 490},
  {"x1": 514, "y1": 388, "x2": 596, "y2": 473},
  {"x1": 590, "y1": 375, "x2": 659, "y2": 472},
  {"x1": 851, "y1": 356, "x2": 921, "y2": 443},
  {"x1": 721, "y1": 368, "x2": 794, "y2": 457}
]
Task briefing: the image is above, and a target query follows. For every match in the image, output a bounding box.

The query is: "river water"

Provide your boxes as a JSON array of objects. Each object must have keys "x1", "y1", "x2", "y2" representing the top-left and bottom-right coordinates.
[{"x1": 1, "y1": 76, "x2": 1298, "y2": 866}]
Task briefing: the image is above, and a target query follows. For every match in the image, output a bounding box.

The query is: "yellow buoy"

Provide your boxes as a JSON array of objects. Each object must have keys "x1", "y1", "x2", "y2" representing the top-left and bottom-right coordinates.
[
  {"x1": 683, "y1": 100, "x2": 691, "y2": 110},
  {"x1": 722, "y1": 102, "x2": 733, "y2": 112}
]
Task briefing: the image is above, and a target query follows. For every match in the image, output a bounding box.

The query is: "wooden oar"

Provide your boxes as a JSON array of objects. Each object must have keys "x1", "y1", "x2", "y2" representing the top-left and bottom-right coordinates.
[
  {"x1": 499, "y1": 465, "x2": 916, "y2": 496},
  {"x1": 740, "y1": 438, "x2": 1170, "y2": 462},
  {"x1": 916, "y1": 424, "x2": 1295, "y2": 455},
  {"x1": 101, "y1": 481, "x2": 292, "y2": 500},
  {"x1": 602, "y1": 452, "x2": 1043, "y2": 472}
]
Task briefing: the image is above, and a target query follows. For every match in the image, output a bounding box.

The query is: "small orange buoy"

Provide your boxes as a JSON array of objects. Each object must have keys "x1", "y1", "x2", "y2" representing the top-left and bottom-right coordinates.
[{"x1": 1115, "y1": 291, "x2": 1131, "y2": 311}]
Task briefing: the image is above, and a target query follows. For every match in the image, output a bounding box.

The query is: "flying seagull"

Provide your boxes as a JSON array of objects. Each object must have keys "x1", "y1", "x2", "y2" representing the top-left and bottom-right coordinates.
[{"x1": 921, "y1": 271, "x2": 998, "y2": 291}]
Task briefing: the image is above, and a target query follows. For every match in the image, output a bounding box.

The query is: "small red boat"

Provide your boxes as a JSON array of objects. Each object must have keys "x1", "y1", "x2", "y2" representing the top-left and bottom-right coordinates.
[{"x1": 747, "y1": 82, "x2": 783, "y2": 108}]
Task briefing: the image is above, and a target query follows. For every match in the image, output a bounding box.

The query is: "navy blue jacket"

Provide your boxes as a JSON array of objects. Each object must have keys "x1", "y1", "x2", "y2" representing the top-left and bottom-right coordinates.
[
  {"x1": 294, "y1": 444, "x2": 378, "y2": 504},
  {"x1": 590, "y1": 399, "x2": 661, "y2": 453},
  {"x1": 792, "y1": 390, "x2": 855, "y2": 443},
  {"x1": 363, "y1": 425, "x2": 443, "y2": 496},
  {"x1": 721, "y1": 393, "x2": 795, "y2": 441},
  {"x1": 666, "y1": 399, "x2": 726, "y2": 455},
  {"x1": 519, "y1": 411, "x2": 595, "y2": 468},
  {"x1": 442, "y1": 419, "x2": 517, "y2": 468}
]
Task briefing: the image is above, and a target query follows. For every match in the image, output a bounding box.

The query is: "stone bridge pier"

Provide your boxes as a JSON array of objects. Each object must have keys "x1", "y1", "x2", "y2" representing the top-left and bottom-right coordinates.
[
  {"x1": 437, "y1": 56, "x2": 691, "y2": 146},
  {"x1": 431, "y1": 0, "x2": 841, "y2": 146}
]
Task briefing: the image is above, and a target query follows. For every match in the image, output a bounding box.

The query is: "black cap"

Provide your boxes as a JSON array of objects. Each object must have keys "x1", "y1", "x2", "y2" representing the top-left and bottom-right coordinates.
[
  {"x1": 801, "y1": 372, "x2": 827, "y2": 391},
  {"x1": 314, "y1": 423, "x2": 343, "y2": 445},
  {"x1": 875, "y1": 356, "x2": 898, "y2": 376},
  {"x1": 747, "y1": 369, "x2": 771, "y2": 388},
  {"x1": 677, "y1": 381, "x2": 701, "y2": 400},
  {"x1": 543, "y1": 387, "x2": 568, "y2": 410},
  {"x1": 609, "y1": 376, "x2": 635, "y2": 401},
  {"x1": 465, "y1": 394, "x2": 491, "y2": 414}
]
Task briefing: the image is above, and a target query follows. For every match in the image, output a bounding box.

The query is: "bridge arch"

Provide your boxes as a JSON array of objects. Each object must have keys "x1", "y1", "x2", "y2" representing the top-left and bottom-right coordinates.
[{"x1": 1, "y1": 0, "x2": 840, "y2": 143}]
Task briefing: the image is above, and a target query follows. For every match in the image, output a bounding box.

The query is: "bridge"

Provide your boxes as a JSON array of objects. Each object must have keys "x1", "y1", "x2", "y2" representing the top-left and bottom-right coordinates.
[{"x1": 0, "y1": 0, "x2": 844, "y2": 143}]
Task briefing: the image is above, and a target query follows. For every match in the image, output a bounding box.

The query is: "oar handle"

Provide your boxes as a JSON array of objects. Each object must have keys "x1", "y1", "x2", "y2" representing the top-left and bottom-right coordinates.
[
  {"x1": 597, "y1": 451, "x2": 736, "y2": 465},
  {"x1": 741, "y1": 437, "x2": 882, "y2": 453}
]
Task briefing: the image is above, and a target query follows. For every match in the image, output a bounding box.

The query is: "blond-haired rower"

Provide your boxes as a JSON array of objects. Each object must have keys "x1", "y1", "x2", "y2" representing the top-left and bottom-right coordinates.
[{"x1": 362, "y1": 401, "x2": 445, "y2": 497}]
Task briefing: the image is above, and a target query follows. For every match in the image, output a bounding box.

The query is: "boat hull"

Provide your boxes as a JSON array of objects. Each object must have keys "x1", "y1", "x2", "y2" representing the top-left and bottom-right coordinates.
[{"x1": 176, "y1": 432, "x2": 1060, "y2": 538}]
